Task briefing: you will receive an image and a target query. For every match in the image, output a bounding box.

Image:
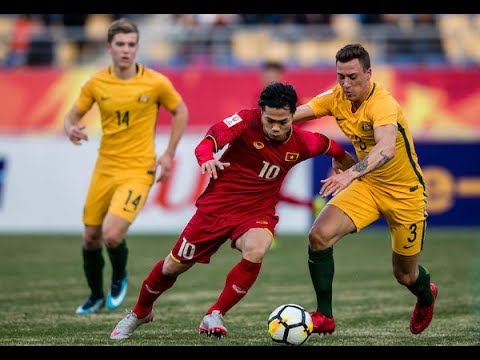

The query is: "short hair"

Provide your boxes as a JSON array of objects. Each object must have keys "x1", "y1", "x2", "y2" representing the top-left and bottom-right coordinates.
[
  {"x1": 258, "y1": 82, "x2": 297, "y2": 114},
  {"x1": 335, "y1": 43, "x2": 371, "y2": 71},
  {"x1": 107, "y1": 18, "x2": 139, "y2": 43}
]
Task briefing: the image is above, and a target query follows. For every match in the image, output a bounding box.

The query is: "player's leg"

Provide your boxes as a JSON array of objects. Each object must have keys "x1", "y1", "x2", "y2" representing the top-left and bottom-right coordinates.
[
  {"x1": 308, "y1": 181, "x2": 379, "y2": 334},
  {"x1": 110, "y1": 255, "x2": 192, "y2": 340},
  {"x1": 389, "y1": 214, "x2": 437, "y2": 334},
  {"x1": 76, "y1": 172, "x2": 112, "y2": 315},
  {"x1": 111, "y1": 210, "x2": 228, "y2": 339},
  {"x1": 102, "y1": 214, "x2": 130, "y2": 310},
  {"x1": 104, "y1": 181, "x2": 152, "y2": 310},
  {"x1": 200, "y1": 226, "x2": 273, "y2": 338},
  {"x1": 75, "y1": 225, "x2": 105, "y2": 315}
]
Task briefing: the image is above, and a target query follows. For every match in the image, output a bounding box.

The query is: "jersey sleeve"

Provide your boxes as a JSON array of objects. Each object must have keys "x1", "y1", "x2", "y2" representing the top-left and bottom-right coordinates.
[
  {"x1": 299, "y1": 130, "x2": 346, "y2": 160},
  {"x1": 300, "y1": 131, "x2": 332, "y2": 156},
  {"x1": 307, "y1": 88, "x2": 335, "y2": 118},
  {"x1": 156, "y1": 74, "x2": 183, "y2": 112},
  {"x1": 75, "y1": 77, "x2": 95, "y2": 113},
  {"x1": 368, "y1": 95, "x2": 400, "y2": 128},
  {"x1": 204, "y1": 109, "x2": 257, "y2": 152}
]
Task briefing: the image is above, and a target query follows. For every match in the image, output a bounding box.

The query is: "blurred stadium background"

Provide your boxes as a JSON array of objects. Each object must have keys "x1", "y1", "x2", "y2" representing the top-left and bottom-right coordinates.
[
  {"x1": 0, "y1": 13, "x2": 478, "y2": 233},
  {"x1": 0, "y1": 14, "x2": 478, "y2": 346}
]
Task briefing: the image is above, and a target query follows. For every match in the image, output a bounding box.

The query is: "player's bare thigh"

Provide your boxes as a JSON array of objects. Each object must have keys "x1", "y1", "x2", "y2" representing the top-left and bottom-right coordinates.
[
  {"x1": 235, "y1": 228, "x2": 273, "y2": 263},
  {"x1": 309, "y1": 204, "x2": 357, "y2": 250}
]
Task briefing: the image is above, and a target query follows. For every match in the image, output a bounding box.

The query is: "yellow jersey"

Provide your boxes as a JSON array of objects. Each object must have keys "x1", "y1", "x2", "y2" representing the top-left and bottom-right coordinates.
[
  {"x1": 308, "y1": 82, "x2": 425, "y2": 197},
  {"x1": 76, "y1": 63, "x2": 182, "y2": 173}
]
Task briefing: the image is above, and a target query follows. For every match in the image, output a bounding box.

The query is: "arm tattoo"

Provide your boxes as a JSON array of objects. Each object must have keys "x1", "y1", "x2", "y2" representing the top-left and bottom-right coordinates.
[
  {"x1": 353, "y1": 155, "x2": 369, "y2": 174},
  {"x1": 378, "y1": 150, "x2": 392, "y2": 167},
  {"x1": 353, "y1": 151, "x2": 393, "y2": 175}
]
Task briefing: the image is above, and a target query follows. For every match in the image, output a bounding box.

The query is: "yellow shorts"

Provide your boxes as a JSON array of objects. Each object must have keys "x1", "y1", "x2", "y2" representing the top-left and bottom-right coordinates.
[
  {"x1": 328, "y1": 179, "x2": 428, "y2": 256},
  {"x1": 83, "y1": 169, "x2": 154, "y2": 226}
]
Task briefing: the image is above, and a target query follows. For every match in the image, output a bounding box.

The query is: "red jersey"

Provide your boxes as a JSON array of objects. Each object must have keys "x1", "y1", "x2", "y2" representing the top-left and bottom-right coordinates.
[{"x1": 195, "y1": 108, "x2": 338, "y2": 220}]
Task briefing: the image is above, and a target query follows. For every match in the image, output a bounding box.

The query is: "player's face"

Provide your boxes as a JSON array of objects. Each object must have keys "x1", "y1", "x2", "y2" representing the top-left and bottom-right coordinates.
[
  {"x1": 108, "y1": 32, "x2": 139, "y2": 71},
  {"x1": 261, "y1": 106, "x2": 293, "y2": 142},
  {"x1": 336, "y1": 58, "x2": 371, "y2": 104}
]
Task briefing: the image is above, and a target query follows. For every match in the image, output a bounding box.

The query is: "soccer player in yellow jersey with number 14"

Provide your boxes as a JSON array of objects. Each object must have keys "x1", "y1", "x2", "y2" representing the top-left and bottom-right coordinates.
[
  {"x1": 64, "y1": 18, "x2": 189, "y2": 315},
  {"x1": 293, "y1": 43, "x2": 437, "y2": 335}
]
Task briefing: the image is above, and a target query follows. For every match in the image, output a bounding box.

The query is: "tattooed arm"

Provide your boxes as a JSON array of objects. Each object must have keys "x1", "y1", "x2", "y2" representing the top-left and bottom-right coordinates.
[
  {"x1": 352, "y1": 124, "x2": 396, "y2": 177},
  {"x1": 319, "y1": 124, "x2": 397, "y2": 197}
]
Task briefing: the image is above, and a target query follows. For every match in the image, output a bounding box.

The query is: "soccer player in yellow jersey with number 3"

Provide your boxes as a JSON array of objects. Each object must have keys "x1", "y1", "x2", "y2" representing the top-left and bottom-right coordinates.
[
  {"x1": 64, "y1": 18, "x2": 189, "y2": 315},
  {"x1": 293, "y1": 43, "x2": 437, "y2": 335}
]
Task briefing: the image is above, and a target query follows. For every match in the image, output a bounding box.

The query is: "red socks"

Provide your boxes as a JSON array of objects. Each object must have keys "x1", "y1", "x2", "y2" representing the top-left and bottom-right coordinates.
[
  {"x1": 206, "y1": 258, "x2": 261, "y2": 315},
  {"x1": 133, "y1": 260, "x2": 176, "y2": 318}
]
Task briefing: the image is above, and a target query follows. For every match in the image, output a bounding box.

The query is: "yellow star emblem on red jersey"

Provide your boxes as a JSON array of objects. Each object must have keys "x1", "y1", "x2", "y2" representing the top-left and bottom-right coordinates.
[{"x1": 285, "y1": 152, "x2": 299, "y2": 162}]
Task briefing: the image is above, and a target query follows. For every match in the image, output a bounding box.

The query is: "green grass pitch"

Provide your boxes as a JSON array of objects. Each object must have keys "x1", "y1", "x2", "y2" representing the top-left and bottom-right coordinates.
[{"x1": 0, "y1": 228, "x2": 478, "y2": 346}]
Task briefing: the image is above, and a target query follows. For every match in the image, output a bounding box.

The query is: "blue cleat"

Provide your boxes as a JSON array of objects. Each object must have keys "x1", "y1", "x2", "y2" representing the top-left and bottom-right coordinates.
[
  {"x1": 107, "y1": 275, "x2": 128, "y2": 310},
  {"x1": 75, "y1": 295, "x2": 105, "y2": 315}
]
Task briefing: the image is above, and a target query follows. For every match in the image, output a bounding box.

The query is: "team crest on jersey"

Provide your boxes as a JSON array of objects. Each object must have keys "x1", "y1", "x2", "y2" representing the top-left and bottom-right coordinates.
[
  {"x1": 253, "y1": 141, "x2": 264, "y2": 149},
  {"x1": 285, "y1": 152, "x2": 299, "y2": 162},
  {"x1": 138, "y1": 95, "x2": 150, "y2": 103},
  {"x1": 223, "y1": 114, "x2": 243, "y2": 128},
  {"x1": 361, "y1": 122, "x2": 373, "y2": 131}
]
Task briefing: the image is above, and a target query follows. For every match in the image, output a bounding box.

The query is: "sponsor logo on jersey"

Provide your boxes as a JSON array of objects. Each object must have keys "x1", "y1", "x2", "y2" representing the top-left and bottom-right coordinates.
[
  {"x1": 138, "y1": 95, "x2": 150, "y2": 103},
  {"x1": 223, "y1": 114, "x2": 243, "y2": 128},
  {"x1": 285, "y1": 152, "x2": 299, "y2": 162},
  {"x1": 253, "y1": 141, "x2": 264, "y2": 149},
  {"x1": 256, "y1": 220, "x2": 268, "y2": 225}
]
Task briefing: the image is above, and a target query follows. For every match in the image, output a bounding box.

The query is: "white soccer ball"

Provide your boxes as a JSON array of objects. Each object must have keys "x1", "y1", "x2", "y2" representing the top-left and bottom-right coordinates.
[{"x1": 267, "y1": 303, "x2": 313, "y2": 346}]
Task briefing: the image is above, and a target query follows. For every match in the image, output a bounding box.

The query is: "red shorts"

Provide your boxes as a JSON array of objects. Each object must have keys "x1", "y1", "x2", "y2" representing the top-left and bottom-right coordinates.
[{"x1": 170, "y1": 209, "x2": 279, "y2": 264}]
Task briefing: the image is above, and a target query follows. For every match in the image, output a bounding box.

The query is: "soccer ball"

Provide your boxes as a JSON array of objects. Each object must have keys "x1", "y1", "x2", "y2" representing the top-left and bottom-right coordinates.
[{"x1": 267, "y1": 304, "x2": 313, "y2": 346}]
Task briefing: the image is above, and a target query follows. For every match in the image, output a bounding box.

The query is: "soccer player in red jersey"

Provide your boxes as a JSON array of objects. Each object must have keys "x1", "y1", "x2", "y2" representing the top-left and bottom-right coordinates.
[{"x1": 110, "y1": 82, "x2": 356, "y2": 340}]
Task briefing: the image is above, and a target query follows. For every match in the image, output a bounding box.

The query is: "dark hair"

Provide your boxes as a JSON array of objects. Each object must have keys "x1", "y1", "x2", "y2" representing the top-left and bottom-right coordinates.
[
  {"x1": 262, "y1": 60, "x2": 284, "y2": 72},
  {"x1": 258, "y1": 82, "x2": 297, "y2": 113},
  {"x1": 107, "y1": 18, "x2": 139, "y2": 43},
  {"x1": 335, "y1": 43, "x2": 371, "y2": 71}
]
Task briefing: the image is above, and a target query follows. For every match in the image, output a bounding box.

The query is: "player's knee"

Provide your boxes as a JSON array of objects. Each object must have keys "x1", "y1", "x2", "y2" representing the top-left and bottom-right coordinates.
[
  {"x1": 102, "y1": 230, "x2": 123, "y2": 248},
  {"x1": 83, "y1": 231, "x2": 102, "y2": 250},
  {"x1": 393, "y1": 269, "x2": 417, "y2": 287},
  {"x1": 242, "y1": 245, "x2": 267, "y2": 263},
  {"x1": 308, "y1": 225, "x2": 332, "y2": 251},
  {"x1": 163, "y1": 256, "x2": 190, "y2": 277}
]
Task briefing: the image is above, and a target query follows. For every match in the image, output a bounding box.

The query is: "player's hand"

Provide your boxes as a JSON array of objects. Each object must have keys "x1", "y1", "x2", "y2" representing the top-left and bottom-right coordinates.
[
  {"x1": 200, "y1": 159, "x2": 231, "y2": 179},
  {"x1": 154, "y1": 152, "x2": 173, "y2": 183},
  {"x1": 319, "y1": 170, "x2": 353, "y2": 197},
  {"x1": 65, "y1": 124, "x2": 88, "y2": 145}
]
